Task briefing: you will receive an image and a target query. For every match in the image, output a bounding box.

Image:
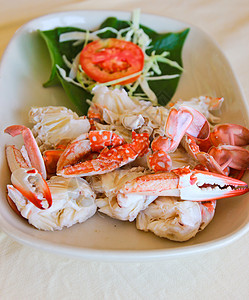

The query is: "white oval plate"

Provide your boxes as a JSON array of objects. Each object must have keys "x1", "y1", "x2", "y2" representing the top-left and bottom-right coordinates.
[{"x1": 0, "y1": 10, "x2": 249, "y2": 261}]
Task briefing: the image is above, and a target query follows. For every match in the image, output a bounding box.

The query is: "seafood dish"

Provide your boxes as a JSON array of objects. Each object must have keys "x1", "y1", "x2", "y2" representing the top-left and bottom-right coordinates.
[
  {"x1": 3, "y1": 10, "x2": 249, "y2": 243},
  {"x1": 5, "y1": 88, "x2": 249, "y2": 241}
]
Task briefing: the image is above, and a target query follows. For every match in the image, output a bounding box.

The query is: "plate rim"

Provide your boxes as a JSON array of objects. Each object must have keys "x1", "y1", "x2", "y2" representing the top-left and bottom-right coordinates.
[{"x1": 1, "y1": 9, "x2": 249, "y2": 261}]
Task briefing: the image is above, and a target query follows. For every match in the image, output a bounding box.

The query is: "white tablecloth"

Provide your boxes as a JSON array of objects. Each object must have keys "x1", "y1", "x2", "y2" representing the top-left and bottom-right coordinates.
[{"x1": 0, "y1": 0, "x2": 249, "y2": 299}]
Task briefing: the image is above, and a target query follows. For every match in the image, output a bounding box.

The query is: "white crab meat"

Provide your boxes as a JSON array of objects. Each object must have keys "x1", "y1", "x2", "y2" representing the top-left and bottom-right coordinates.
[
  {"x1": 169, "y1": 147, "x2": 196, "y2": 170},
  {"x1": 97, "y1": 194, "x2": 157, "y2": 222},
  {"x1": 7, "y1": 176, "x2": 96, "y2": 231},
  {"x1": 29, "y1": 106, "x2": 90, "y2": 152},
  {"x1": 92, "y1": 86, "x2": 138, "y2": 113},
  {"x1": 172, "y1": 96, "x2": 223, "y2": 124},
  {"x1": 136, "y1": 197, "x2": 203, "y2": 242},
  {"x1": 120, "y1": 114, "x2": 145, "y2": 130},
  {"x1": 90, "y1": 167, "x2": 157, "y2": 221},
  {"x1": 92, "y1": 86, "x2": 169, "y2": 133}
]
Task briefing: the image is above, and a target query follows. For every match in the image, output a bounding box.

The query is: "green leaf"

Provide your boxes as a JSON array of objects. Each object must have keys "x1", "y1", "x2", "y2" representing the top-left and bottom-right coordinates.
[
  {"x1": 39, "y1": 27, "x2": 85, "y2": 87},
  {"x1": 98, "y1": 17, "x2": 131, "y2": 38},
  {"x1": 145, "y1": 29, "x2": 190, "y2": 106},
  {"x1": 39, "y1": 17, "x2": 189, "y2": 113},
  {"x1": 39, "y1": 27, "x2": 91, "y2": 113},
  {"x1": 57, "y1": 72, "x2": 91, "y2": 115}
]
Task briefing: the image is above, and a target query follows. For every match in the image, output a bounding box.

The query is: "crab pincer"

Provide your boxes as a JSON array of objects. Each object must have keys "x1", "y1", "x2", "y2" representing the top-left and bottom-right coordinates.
[
  {"x1": 148, "y1": 106, "x2": 210, "y2": 172},
  {"x1": 10, "y1": 168, "x2": 52, "y2": 209},
  {"x1": 5, "y1": 125, "x2": 52, "y2": 210},
  {"x1": 119, "y1": 166, "x2": 249, "y2": 201},
  {"x1": 4, "y1": 125, "x2": 47, "y2": 179}
]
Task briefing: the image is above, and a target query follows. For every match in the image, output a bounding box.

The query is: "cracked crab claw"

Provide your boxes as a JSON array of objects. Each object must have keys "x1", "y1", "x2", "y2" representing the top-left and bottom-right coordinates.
[
  {"x1": 4, "y1": 125, "x2": 46, "y2": 179},
  {"x1": 120, "y1": 166, "x2": 249, "y2": 201},
  {"x1": 7, "y1": 176, "x2": 96, "y2": 230},
  {"x1": 5, "y1": 125, "x2": 52, "y2": 210},
  {"x1": 11, "y1": 168, "x2": 52, "y2": 209}
]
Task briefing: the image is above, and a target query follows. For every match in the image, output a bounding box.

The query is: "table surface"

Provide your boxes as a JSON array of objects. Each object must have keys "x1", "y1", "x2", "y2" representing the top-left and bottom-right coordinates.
[{"x1": 0, "y1": 0, "x2": 249, "y2": 299}]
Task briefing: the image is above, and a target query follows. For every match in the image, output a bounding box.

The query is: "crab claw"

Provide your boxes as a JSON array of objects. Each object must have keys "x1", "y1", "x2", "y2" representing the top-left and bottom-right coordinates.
[
  {"x1": 120, "y1": 166, "x2": 249, "y2": 201},
  {"x1": 210, "y1": 124, "x2": 249, "y2": 147},
  {"x1": 5, "y1": 145, "x2": 30, "y2": 172},
  {"x1": 4, "y1": 125, "x2": 47, "y2": 179},
  {"x1": 209, "y1": 145, "x2": 249, "y2": 170},
  {"x1": 164, "y1": 107, "x2": 193, "y2": 152},
  {"x1": 165, "y1": 106, "x2": 210, "y2": 152},
  {"x1": 11, "y1": 168, "x2": 52, "y2": 209}
]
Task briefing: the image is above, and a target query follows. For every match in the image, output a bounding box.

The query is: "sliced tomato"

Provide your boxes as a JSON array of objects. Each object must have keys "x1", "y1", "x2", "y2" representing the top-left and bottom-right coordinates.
[{"x1": 79, "y1": 38, "x2": 144, "y2": 85}]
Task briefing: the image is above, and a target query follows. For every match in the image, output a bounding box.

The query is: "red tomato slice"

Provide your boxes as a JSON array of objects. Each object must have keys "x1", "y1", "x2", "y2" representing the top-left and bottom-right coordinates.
[{"x1": 79, "y1": 38, "x2": 144, "y2": 85}]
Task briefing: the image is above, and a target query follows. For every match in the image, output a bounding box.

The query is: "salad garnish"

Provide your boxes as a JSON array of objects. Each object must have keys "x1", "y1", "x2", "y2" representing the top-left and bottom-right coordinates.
[{"x1": 39, "y1": 9, "x2": 189, "y2": 113}]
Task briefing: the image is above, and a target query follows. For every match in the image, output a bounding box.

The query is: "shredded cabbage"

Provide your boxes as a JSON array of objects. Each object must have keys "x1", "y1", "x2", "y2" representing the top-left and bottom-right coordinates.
[{"x1": 58, "y1": 9, "x2": 184, "y2": 105}]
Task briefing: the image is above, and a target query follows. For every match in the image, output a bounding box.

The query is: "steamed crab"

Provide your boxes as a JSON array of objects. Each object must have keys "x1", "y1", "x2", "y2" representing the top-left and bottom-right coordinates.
[
  {"x1": 5, "y1": 113, "x2": 96, "y2": 231},
  {"x1": 4, "y1": 88, "x2": 249, "y2": 241}
]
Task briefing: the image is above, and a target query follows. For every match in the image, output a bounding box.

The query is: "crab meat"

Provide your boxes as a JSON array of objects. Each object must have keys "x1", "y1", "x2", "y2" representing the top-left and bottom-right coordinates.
[
  {"x1": 170, "y1": 96, "x2": 224, "y2": 124},
  {"x1": 29, "y1": 106, "x2": 90, "y2": 152},
  {"x1": 92, "y1": 86, "x2": 138, "y2": 113},
  {"x1": 90, "y1": 85, "x2": 169, "y2": 134},
  {"x1": 7, "y1": 176, "x2": 96, "y2": 231},
  {"x1": 136, "y1": 196, "x2": 216, "y2": 242},
  {"x1": 120, "y1": 167, "x2": 249, "y2": 201},
  {"x1": 97, "y1": 193, "x2": 157, "y2": 222},
  {"x1": 89, "y1": 167, "x2": 157, "y2": 221},
  {"x1": 136, "y1": 197, "x2": 202, "y2": 242}
]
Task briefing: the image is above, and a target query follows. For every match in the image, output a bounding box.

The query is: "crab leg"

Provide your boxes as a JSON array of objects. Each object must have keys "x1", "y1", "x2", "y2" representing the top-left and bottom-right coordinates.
[
  {"x1": 43, "y1": 149, "x2": 64, "y2": 175},
  {"x1": 57, "y1": 133, "x2": 91, "y2": 171},
  {"x1": 4, "y1": 125, "x2": 46, "y2": 179},
  {"x1": 120, "y1": 167, "x2": 249, "y2": 201},
  {"x1": 56, "y1": 130, "x2": 125, "y2": 172},
  {"x1": 148, "y1": 136, "x2": 172, "y2": 172},
  {"x1": 195, "y1": 152, "x2": 228, "y2": 175},
  {"x1": 87, "y1": 103, "x2": 103, "y2": 129},
  {"x1": 58, "y1": 131, "x2": 149, "y2": 177},
  {"x1": 182, "y1": 123, "x2": 249, "y2": 175}
]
